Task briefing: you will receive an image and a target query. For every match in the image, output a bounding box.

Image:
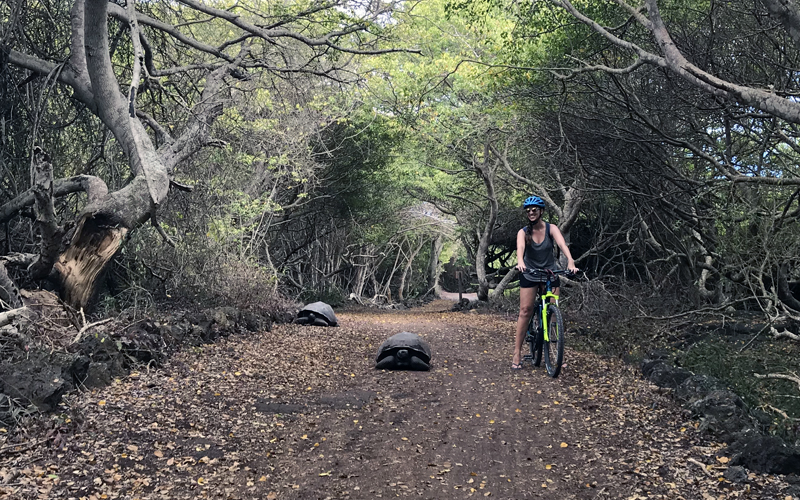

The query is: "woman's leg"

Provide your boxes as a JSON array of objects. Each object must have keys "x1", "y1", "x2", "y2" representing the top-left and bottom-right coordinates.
[{"x1": 513, "y1": 286, "x2": 537, "y2": 366}]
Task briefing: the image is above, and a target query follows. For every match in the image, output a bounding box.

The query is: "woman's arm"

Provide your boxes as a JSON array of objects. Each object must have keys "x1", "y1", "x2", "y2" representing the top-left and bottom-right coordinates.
[
  {"x1": 516, "y1": 229, "x2": 527, "y2": 271},
  {"x1": 550, "y1": 225, "x2": 579, "y2": 273}
]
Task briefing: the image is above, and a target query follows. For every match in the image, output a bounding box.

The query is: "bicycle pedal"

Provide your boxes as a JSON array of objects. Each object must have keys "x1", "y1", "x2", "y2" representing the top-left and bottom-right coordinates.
[{"x1": 522, "y1": 355, "x2": 532, "y2": 361}]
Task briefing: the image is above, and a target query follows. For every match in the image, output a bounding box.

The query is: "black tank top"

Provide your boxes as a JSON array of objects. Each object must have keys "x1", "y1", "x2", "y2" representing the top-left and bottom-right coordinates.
[{"x1": 522, "y1": 223, "x2": 556, "y2": 271}]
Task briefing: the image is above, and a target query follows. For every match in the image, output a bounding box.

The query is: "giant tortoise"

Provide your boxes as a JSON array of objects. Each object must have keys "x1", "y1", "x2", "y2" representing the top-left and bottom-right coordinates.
[
  {"x1": 293, "y1": 301, "x2": 338, "y2": 327},
  {"x1": 375, "y1": 332, "x2": 431, "y2": 371}
]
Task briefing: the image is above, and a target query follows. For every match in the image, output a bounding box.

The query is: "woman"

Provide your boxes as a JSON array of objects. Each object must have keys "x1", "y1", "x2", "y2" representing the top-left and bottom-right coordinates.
[{"x1": 511, "y1": 195, "x2": 578, "y2": 370}]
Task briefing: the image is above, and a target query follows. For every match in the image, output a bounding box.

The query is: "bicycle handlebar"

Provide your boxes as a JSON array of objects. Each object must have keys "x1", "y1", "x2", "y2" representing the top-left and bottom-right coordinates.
[{"x1": 521, "y1": 268, "x2": 577, "y2": 279}]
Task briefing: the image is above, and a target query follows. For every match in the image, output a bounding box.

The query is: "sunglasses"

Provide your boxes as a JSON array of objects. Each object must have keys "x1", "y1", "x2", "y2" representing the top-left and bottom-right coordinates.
[{"x1": 525, "y1": 207, "x2": 542, "y2": 213}]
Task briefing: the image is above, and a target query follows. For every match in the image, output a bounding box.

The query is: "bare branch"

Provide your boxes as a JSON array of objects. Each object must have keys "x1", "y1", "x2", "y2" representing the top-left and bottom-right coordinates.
[
  {"x1": 72, "y1": 318, "x2": 113, "y2": 344},
  {"x1": 136, "y1": 110, "x2": 173, "y2": 145},
  {"x1": 107, "y1": 3, "x2": 237, "y2": 65},
  {"x1": 169, "y1": 180, "x2": 193, "y2": 192},
  {"x1": 126, "y1": 0, "x2": 146, "y2": 118},
  {"x1": 490, "y1": 143, "x2": 563, "y2": 220},
  {"x1": 771, "y1": 327, "x2": 800, "y2": 341},
  {"x1": 754, "y1": 372, "x2": 800, "y2": 390},
  {"x1": 729, "y1": 176, "x2": 800, "y2": 186},
  {"x1": 151, "y1": 214, "x2": 176, "y2": 248},
  {"x1": 0, "y1": 307, "x2": 32, "y2": 328},
  {"x1": 175, "y1": 0, "x2": 420, "y2": 56},
  {"x1": 0, "y1": 175, "x2": 109, "y2": 224}
]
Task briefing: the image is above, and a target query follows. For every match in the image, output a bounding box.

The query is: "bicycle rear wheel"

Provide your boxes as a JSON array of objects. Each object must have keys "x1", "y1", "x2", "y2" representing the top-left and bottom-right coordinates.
[{"x1": 543, "y1": 305, "x2": 565, "y2": 378}]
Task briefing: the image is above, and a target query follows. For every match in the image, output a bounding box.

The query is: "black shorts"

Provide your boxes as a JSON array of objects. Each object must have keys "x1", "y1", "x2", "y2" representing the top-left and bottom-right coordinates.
[{"x1": 520, "y1": 273, "x2": 561, "y2": 289}]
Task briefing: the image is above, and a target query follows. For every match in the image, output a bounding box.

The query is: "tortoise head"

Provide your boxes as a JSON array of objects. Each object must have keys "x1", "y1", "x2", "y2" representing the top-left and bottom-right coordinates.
[{"x1": 396, "y1": 349, "x2": 409, "y2": 362}]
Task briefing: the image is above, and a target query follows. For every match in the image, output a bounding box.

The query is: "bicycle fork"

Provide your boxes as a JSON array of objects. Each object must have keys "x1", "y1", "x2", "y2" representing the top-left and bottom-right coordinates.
[{"x1": 540, "y1": 292, "x2": 559, "y2": 342}]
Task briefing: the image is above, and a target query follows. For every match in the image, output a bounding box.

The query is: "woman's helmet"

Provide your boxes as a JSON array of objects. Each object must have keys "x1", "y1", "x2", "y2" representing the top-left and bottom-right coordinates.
[{"x1": 523, "y1": 196, "x2": 545, "y2": 209}]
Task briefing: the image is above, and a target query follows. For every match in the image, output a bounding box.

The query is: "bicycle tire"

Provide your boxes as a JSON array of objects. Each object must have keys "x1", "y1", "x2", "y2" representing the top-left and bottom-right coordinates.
[
  {"x1": 530, "y1": 316, "x2": 543, "y2": 367},
  {"x1": 543, "y1": 305, "x2": 565, "y2": 378}
]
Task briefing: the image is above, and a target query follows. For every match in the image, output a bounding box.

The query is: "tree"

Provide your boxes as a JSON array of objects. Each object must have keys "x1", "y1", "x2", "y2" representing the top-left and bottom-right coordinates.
[
  {"x1": 357, "y1": 0, "x2": 549, "y2": 301},
  {"x1": 0, "y1": 0, "x2": 415, "y2": 310},
  {"x1": 495, "y1": 0, "x2": 800, "y2": 328}
]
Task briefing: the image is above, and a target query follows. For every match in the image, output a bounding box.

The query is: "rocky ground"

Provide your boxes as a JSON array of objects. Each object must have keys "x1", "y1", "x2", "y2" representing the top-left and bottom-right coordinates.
[{"x1": 0, "y1": 300, "x2": 797, "y2": 499}]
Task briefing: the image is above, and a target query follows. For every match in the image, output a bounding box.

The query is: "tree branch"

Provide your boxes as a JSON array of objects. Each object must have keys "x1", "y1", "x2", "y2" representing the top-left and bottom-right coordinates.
[
  {"x1": 754, "y1": 372, "x2": 800, "y2": 390},
  {"x1": 0, "y1": 175, "x2": 108, "y2": 224},
  {"x1": 125, "y1": 0, "x2": 146, "y2": 118},
  {"x1": 0, "y1": 307, "x2": 32, "y2": 327}
]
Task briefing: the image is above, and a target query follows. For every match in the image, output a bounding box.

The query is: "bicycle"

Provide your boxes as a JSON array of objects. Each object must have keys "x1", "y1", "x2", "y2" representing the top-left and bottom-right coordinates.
[{"x1": 521, "y1": 268, "x2": 572, "y2": 378}]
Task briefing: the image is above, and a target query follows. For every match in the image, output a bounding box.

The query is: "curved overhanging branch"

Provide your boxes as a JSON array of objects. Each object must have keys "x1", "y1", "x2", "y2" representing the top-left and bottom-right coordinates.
[
  {"x1": 645, "y1": 0, "x2": 800, "y2": 124},
  {"x1": 107, "y1": 3, "x2": 237, "y2": 65},
  {"x1": 8, "y1": 1, "x2": 96, "y2": 111},
  {"x1": 175, "y1": 0, "x2": 421, "y2": 56},
  {"x1": 6, "y1": 49, "x2": 95, "y2": 111},
  {"x1": 551, "y1": 0, "x2": 800, "y2": 124}
]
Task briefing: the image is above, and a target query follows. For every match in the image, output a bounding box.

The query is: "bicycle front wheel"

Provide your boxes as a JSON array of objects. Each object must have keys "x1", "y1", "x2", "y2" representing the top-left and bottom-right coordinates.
[{"x1": 543, "y1": 305, "x2": 565, "y2": 378}]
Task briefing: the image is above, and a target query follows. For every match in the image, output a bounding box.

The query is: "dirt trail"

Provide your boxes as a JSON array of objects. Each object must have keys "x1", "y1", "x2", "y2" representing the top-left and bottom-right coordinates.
[{"x1": 0, "y1": 301, "x2": 794, "y2": 499}]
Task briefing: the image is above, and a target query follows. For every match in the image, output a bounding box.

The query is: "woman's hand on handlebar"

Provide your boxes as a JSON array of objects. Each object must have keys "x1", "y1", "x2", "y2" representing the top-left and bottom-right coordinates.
[{"x1": 566, "y1": 259, "x2": 579, "y2": 275}]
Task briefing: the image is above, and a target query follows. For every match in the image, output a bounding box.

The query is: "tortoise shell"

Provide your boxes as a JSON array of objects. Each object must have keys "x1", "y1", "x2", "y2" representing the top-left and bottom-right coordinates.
[
  {"x1": 375, "y1": 332, "x2": 431, "y2": 371},
  {"x1": 294, "y1": 301, "x2": 338, "y2": 327}
]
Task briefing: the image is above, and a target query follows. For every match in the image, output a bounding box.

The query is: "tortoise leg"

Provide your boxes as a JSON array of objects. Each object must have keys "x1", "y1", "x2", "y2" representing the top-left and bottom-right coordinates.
[
  {"x1": 312, "y1": 317, "x2": 329, "y2": 327},
  {"x1": 375, "y1": 355, "x2": 396, "y2": 369},
  {"x1": 409, "y1": 356, "x2": 430, "y2": 371},
  {"x1": 294, "y1": 317, "x2": 309, "y2": 325}
]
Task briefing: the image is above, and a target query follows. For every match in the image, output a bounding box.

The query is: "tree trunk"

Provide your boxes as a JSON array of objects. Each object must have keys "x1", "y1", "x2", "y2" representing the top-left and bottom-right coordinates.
[
  {"x1": 29, "y1": 148, "x2": 64, "y2": 280},
  {"x1": 475, "y1": 142, "x2": 499, "y2": 302},
  {"x1": 0, "y1": 265, "x2": 23, "y2": 310},
  {"x1": 427, "y1": 235, "x2": 443, "y2": 295},
  {"x1": 490, "y1": 268, "x2": 518, "y2": 300},
  {"x1": 397, "y1": 239, "x2": 425, "y2": 302},
  {"x1": 44, "y1": 2, "x2": 227, "y2": 309},
  {"x1": 777, "y1": 263, "x2": 800, "y2": 311}
]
